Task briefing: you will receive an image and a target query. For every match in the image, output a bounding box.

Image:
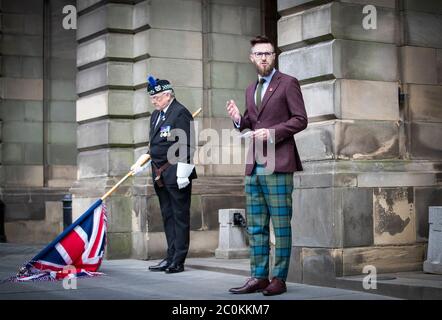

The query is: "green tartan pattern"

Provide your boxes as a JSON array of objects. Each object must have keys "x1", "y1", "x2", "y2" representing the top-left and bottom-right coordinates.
[{"x1": 245, "y1": 165, "x2": 293, "y2": 280}]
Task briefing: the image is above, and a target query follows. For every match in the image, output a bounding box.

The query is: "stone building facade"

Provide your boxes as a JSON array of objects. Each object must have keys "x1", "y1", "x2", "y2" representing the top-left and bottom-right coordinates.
[{"x1": 0, "y1": 0, "x2": 441, "y2": 286}]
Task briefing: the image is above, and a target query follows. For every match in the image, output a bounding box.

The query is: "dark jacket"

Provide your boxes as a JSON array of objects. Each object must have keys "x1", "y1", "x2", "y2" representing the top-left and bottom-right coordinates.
[
  {"x1": 149, "y1": 99, "x2": 197, "y2": 185},
  {"x1": 239, "y1": 70, "x2": 308, "y2": 175}
]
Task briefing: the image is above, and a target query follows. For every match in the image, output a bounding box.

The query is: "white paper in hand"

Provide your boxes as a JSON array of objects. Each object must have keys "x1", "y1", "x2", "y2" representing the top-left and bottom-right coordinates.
[
  {"x1": 239, "y1": 131, "x2": 254, "y2": 139},
  {"x1": 177, "y1": 162, "x2": 194, "y2": 189}
]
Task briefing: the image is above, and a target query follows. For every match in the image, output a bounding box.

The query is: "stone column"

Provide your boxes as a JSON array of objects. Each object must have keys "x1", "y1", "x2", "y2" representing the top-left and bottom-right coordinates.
[
  {"x1": 0, "y1": 0, "x2": 77, "y2": 243},
  {"x1": 277, "y1": 0, "x2": 442, "y2": 286},
  {"x1": 73, "y1": 0, "x2": 139, "y2": 259}
]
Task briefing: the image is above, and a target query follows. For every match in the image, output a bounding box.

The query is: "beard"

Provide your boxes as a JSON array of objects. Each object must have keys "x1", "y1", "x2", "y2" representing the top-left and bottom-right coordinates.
[{"x1": 255, "y1": 60, "x2": 275, "y2": 77}]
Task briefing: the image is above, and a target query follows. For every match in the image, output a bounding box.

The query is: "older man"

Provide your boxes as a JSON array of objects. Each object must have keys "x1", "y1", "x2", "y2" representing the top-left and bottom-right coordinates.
[{"x1": 133, "y1": 77, "x2": 196, "y2": 274}]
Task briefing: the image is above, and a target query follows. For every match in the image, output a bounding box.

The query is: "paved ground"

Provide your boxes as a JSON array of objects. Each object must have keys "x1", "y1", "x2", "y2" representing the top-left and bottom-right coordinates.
[{"x1": 0, "y1": 243, "x2": 395, "y2": 300}]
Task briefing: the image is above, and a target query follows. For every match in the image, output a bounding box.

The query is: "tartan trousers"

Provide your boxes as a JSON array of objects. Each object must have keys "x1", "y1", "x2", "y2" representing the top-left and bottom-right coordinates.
[{"x1": 245, "y1": 165, "x2": 294, "y2": 281}]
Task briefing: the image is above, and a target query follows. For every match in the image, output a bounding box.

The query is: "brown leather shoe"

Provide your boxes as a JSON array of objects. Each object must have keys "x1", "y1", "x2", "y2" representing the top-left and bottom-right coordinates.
[
  {"x1": 262, "y1": 277, "x2": 287, "y2": 296},
  {"x1": 229, "y1": 277, "x2": 270, "y2": 294}
]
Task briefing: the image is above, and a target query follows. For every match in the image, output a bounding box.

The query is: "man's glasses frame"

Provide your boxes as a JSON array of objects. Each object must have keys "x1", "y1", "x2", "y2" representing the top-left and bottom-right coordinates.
[{"x1": 252, "y1": 51, "x2": 275, "y2": 58}]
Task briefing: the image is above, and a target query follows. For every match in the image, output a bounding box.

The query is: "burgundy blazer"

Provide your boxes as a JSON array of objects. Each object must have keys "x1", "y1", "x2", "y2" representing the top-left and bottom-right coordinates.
[{"x1": 238, "y1": 70, "x2": 308, "y2": 176}]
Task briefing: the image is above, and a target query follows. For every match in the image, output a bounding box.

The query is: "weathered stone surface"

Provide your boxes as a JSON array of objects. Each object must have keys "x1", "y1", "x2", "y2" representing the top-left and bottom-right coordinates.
[
  {"x1": 373, "y1": 187, "x2": 416, "y2": 245},
  {"x1": 293, "y1": 187, "x2": 341, "y2": 247},
  {"x1": 405, "y1": 11, "x2": 442, "y2": 49},
  {"x1": 132, "y1": 0, "x2": 149, "y2": 30},
  {"x1": 293, "y1": 173, "x2": 357, "y2": 188},
  {"x1": 5, "y1": 201, "x2": 63, "y2": 244},
  {"x1": 342, "y1": 188, "x2": 374, "y2": 247},
  {"x1": 50, "y1": 58, "x2": 76, "y2": 80},
  {"x1": 133, "y1": 117, "x2": 149, "y2": 145},
  {"x1": 293, "y1": 186, "x2": 374, "y2": 248},
  {"x1": 210, "y1": 4, "x2": 259, "y2": 36},
  {"x1": 402, "y1": 0, "x2": 442, "y2": 14},
  {"x1": 401, "y1": 46, "x2": 438, "y2": 85},
  {"x1": 2, "y1": 122, "x2": 43, "y2": 144},
  {"x1": 415, "y1": 188, "x2": 442, "y2": 242},
  {"x1": 0, "y1": 165, "x2": 43, "y2": 187},
  {"x1": 280, "y1": 40, "x2": 398, "y2": 82},
  {"x1": 77, "y1": 119, "x2": 133, "y2": 149},
  {"x1": 77, "y1": 90, "x2": 133, "y2": 122},
  {"x1": 210, "y1": 33, "x2": 253, "y2": 63},
  {"x1": 50, "y1": 80, "x2": 76, "y2": 101},
  {"x1": 295, "y1": 120, "x2": 400, "y2": 161},
  {"x1": 77, "y1": 33, "x2": 133, "y2": 67},
  {"x1": 438, "y1": 49, "x2": 442, "y2": 84},
  {"x1": 278, "y1": 2, "x2": 396, "y2": 47},
  {"x1": 286, "y1": 246, "x2": 303, "y2": 283},
  {"x1": 407, "y1": 84, "x2": 442, "y2": 122},
  {"x1": 302, "y1": 248, "x2": 343, "y2": 287},
  {"x1": 301, "y1": 79, "x2": 399, "y2": 121},
  {"x1": 135, "y1": 58, "x2": 203, "y2": 88},
  {"x1": 210, "y1": 89, "x2": 245, "y2": 117},
  {"x1": 1, "y1": 78, "x2": 43, "y2": 100},
  {"x1": 148, "y1": 0, "x2": 202, "y2": 31},
  {"x1": 342, "y1": 244, "x2": 426, "y2": 275},
  {"x1": 77, "y1": 62, "x2": 133, "y2": 94},
  {"x1": 423, "y1": 206, "x2": 442, "y2": 274},
  {"x1": 77, "y1": 148, "x2": 133, "y2": 178},
  {"x1": 49, "y1": 123, "x2": 76, "y2": 144},
  {"x1": 47, "y1": 144, "x2": 77, "y2": 165},
  {"x1": 106, "y1": 232, "x2": 132, "y2": 259},
  {"x1": 135, "y1": 29, "x2": 202, "y2": 60},
  {"x1": 49, "y1": 101, "x2": 76, "y2": 122},
  {"x1": 0, "y1": 100, "x2": 43, "y2": 122},
  {"x1": 357, "y1": 172, "x2": 436, "y2": 188},
  {"x1": 77, "y1": 0, "x2": 103, "y2": 12},
  {"x1": 278, "y1": 12, "x2": 303, "y2": 48},
  {"x1": 1, "y1": 34, "x2": 42, "y2": 57},
  {"x1": 106, "y1": 196, "x2": 132, "y2": 233},
  {"x1": 24, "y1": 143, "x2": 43, "y2": 164},
  {"x1": 77, "y1": 3, "x2": 133, "y2": 41},
  {"x1": 409, "y1": 122, "x2": 442, "y2": 160}
]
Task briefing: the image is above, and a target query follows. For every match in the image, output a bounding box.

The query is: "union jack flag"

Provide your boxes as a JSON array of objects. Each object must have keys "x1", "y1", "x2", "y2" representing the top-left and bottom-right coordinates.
[{"x1": 10, "y1": 199, "x2": 107, "y2": 282}]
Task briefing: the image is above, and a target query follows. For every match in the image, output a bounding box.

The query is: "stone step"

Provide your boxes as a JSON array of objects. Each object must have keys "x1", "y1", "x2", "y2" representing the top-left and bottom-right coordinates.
[
  {"x1": 335, "y1": 271, "x2": 442, "y2": 300},
  {"x1": 185, "y1": 257, "x2": 250, "y2": 277}
]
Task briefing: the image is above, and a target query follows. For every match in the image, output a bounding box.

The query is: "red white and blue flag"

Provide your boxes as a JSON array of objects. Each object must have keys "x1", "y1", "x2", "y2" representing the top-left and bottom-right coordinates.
[{"x1": 9, "y1": 199, "x2": 107, "y2": 282}]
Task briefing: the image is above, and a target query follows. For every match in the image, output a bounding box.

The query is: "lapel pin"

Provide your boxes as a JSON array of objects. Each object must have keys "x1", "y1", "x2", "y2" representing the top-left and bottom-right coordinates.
[{"x1": 269, "y1": 88, "x2": 273, "y2": 92}]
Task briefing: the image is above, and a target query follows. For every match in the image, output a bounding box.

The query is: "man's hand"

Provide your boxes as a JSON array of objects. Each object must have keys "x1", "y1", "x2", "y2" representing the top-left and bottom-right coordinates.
[
  {"x1": 253, "y1": 128, "x2": 271, "y2": 141},
  {"x1": 226, "y1": 100, "x2": 241, "y2": 123}
]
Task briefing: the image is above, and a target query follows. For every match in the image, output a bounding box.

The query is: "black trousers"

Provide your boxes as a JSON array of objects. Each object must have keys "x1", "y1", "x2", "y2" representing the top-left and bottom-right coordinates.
[{"x1": 154, "y1": 182, "x2": 192, "y2": 265}]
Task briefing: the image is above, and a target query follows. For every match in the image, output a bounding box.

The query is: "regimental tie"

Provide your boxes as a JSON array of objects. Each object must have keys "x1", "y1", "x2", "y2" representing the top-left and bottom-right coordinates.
[
  {"x1": 156, "y1": 110, "x2": 165, "y2": 128},
  {"x1": 255, "y1": 78, "x2": 266, "y2": 111}
]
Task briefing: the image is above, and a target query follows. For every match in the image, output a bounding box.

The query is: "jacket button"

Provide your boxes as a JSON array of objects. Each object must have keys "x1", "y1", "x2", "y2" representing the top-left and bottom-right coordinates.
[{"x1": 257, "y1": 121, "x2": 261, "y2": 124}]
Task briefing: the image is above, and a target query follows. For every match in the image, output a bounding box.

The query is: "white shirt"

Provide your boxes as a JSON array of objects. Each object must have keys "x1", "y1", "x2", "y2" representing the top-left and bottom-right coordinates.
[{"x1": 255, "y1": 68, "x2": 276, "y2": 104}]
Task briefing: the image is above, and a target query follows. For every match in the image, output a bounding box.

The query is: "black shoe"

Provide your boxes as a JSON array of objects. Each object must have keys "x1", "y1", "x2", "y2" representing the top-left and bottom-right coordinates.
[
  {"x1": 148, "y1": 259, "x2": 171, "y2": 272},
  {"x1": 164, "y1": 262, "x2": 184, "y2": 274}
]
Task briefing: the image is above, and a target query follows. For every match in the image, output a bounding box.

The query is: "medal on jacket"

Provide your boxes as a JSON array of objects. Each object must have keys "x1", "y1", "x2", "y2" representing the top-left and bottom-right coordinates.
[{"x1": 160, "y1": 125, "x2": 171, "y2": 138}]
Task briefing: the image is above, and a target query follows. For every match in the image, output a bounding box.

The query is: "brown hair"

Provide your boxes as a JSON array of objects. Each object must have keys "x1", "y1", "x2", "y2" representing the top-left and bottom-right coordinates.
[{"x1": 250, "y1": 35, "x2": 274, "y2": 49}]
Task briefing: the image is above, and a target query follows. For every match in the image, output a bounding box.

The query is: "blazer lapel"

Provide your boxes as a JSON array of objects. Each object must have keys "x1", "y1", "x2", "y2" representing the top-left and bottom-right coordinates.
[
  {"x1": 257, "y1": 71, "x2": 281, "y2": 117},
  {"x1": 247, "y1": 83, "x2": 258, "y2": 116}
]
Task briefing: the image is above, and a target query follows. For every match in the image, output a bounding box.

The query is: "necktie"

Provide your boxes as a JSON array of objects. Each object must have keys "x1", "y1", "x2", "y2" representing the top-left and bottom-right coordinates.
[
  {"x1": 156, "y1": 111, "x2": 165, "y2": 128},
  {"x1": 255, "y1": 78, "x2": 266, "y2": 110}
]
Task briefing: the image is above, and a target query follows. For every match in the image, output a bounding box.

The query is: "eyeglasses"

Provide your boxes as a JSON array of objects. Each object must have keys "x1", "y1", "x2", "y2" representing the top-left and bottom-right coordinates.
[{"x1": 252, "y1": 51, "x2": 275, "y2": 58}]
